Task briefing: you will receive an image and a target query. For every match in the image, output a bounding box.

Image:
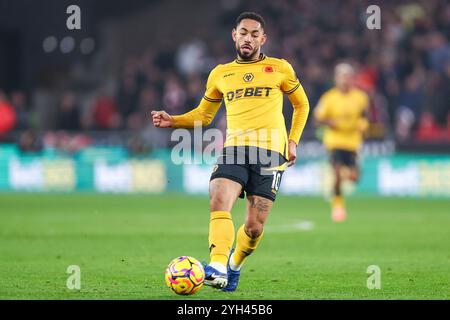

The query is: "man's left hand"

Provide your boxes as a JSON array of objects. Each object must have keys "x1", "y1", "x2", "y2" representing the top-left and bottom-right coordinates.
[{"x1": 287, "y1": 140, "x2": 297, "y2": 167}]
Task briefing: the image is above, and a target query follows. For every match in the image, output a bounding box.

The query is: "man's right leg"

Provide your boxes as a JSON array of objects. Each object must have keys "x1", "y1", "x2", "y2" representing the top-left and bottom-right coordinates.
[{"x1": 205, "y1": 177, "x2": 242, "y2": 288}]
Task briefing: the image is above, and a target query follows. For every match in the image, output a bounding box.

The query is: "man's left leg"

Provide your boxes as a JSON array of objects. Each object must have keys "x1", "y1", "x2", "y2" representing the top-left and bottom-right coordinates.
[
  {"x1": 223, "y1": 195, "x2": 273, "y2": 291},
  {"x1": 331, "y1": 150, "x2": 360, "y2": 222}
]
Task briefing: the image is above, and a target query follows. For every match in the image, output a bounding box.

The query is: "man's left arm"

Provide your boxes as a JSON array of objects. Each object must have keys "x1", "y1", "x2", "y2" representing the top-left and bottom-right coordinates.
[
  {"x1": 281, "y1": 60, "x2": 310, "y2": 165},
  {"x1": 287, "y1": 83, "x2": 310, "y2": 146}
]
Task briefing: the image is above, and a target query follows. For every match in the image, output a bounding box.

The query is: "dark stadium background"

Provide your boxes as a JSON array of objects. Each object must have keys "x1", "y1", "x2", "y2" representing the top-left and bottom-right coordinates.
[
  {"x1": 0, "y1": 0, "x2": 448, "y2": 300},
  {"x1": 1, "y1": 0, "x2": 449, "y2": 150}
]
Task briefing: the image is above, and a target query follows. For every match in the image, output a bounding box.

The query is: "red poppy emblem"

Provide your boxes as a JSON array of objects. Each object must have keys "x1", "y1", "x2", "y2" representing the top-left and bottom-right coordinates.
[{"x1": 264, "y1": 66, "x2": 274, "y2": 73}]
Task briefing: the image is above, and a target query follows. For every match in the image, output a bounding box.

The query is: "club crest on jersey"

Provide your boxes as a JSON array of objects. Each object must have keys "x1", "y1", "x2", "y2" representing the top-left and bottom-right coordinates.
[{"x1": 243, "y1": 73, "x2": 254, "y2": 82}]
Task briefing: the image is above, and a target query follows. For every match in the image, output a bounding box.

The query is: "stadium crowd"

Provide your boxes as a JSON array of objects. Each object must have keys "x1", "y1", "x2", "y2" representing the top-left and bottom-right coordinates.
[{"x1": 0, "y1": 0, "x2": 449, "y2": 152}]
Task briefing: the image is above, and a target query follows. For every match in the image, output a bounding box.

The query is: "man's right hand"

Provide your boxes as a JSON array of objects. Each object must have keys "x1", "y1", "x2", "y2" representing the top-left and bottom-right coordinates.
[{"x1": 151, "y1": 110, "x2": 174, "y2": 128}]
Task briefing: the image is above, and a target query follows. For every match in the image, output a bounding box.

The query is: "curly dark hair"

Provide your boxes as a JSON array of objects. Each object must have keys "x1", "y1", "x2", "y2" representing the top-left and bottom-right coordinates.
[{"x1": 235, "y1": 12, "x2": 266, "y2": 30}]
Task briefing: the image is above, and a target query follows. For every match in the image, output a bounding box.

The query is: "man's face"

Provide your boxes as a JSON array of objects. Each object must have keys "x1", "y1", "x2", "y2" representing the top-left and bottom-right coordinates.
[
  {"x1": 334, "y1": 69, "x2": 354, "y2": 90},
  {"x1": 232, "y1": 19, "x2": 266, "y2": 60}
]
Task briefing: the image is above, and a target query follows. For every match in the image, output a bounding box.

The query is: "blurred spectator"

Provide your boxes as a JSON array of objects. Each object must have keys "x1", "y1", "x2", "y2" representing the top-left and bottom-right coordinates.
[
  {"x1": 11, "y1": 90, "x2": 30, "y2": 130},
  {"x1": 92, "y1": 93, "x2": 121, "y2": 130},
  {"x1": 126, "y1": 86, "x2": 160, "y2": 130},
  {"x1": 18, "y1": 130, "x2": 42, "y2": 152},
  {"x1": 154, "y1": 42, "x2": 176, "y2": 72},
  {"x1": 58, "y1": 92, "x2": 81, "y2": 131},
  {"x1": 415, "y1": 111, "x2": 445, "y2": 141},
  {"x1": 117, "y1": 74, "x2": 138, "y2": 120},
  {"x1": 185, "y1": 74, "x2": 204, "y2": 108},
  {"x1": 447, "y1": 114, "x2": 450, "y2": 140},
  {"x1": 163, "y1": 74, "x2": 187, "y2": 114},
  {"x1": 0, "y1": 91, "x2": 17, "y2": 137},
  {"x1": 43, "y1": 131, "x2": 92, "y2": 153},
  {"x1": 398, "y1": 72, "x2": 426, "y2": 122},
  {"x1": 427, "y1": 32, "x2": 450, "y2": 73},
  {"x1": 176, "y1": 38, "x2": 213, "y2": 75},
  {"x1": 396, "y1": 106, "x2": 415, "y2": 141},
  {"x1": 127, "y1": 134, "x2": 150, "y2": 154}
]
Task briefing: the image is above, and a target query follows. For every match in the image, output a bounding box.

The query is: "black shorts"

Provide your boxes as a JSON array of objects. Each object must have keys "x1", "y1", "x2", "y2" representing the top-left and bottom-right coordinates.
[
  {"x1": 330, "y1": 149, "x2": 357, "y2": 167},
  {"x1": 210, "y1": 146, "x2": 287, "y2": 202}
]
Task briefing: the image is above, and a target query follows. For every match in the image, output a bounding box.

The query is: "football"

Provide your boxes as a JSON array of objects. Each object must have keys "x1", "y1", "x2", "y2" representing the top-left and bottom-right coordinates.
[{"x1": 165, "y1": 256, "x2": 205, "y2": 295}]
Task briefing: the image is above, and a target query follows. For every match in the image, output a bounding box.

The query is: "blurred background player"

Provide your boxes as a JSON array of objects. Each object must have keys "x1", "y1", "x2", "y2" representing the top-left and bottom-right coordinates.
[{"x1": 314, "y1": 63, "x2": 369, "y2": 222}]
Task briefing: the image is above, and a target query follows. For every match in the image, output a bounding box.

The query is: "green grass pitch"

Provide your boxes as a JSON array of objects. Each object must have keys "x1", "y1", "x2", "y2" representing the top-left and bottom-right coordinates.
[{"x1": 0, "y1": 193, "x2": 448, "y2": 299}]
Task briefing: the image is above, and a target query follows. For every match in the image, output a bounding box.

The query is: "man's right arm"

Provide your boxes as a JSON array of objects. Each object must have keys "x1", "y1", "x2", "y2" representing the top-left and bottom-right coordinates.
[
  {"x1": 170, "y1": 98, "x2": 222, "y2": 128},
  {"x1": 151, "y1": 66, "x2": 223, "y2": 129}
]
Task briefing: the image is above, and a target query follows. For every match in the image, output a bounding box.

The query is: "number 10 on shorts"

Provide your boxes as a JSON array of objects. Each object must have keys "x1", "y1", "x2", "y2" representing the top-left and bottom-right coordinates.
[{"x1": 271, "y1": 171, "x2": 282, "y2": 192}]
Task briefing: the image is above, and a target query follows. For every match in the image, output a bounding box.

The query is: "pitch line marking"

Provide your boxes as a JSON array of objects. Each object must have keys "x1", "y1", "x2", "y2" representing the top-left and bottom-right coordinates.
[{"x1": 265, "y1": 220, "x2": 315, "y2": 233}]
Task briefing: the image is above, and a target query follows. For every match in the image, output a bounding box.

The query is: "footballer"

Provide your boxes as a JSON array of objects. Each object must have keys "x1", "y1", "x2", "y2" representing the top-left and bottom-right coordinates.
[
  {"x1": 151, "y1": 12, "x2": 309, "y2": 291},
  {"x1": 314, "y1": 63, "x2": 369, "y2": 222}
]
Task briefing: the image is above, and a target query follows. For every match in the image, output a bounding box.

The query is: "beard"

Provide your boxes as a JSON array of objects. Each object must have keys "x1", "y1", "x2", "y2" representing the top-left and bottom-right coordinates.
[{"x1": 236, "y1": 45, "x2": 259, "y2": 61}]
